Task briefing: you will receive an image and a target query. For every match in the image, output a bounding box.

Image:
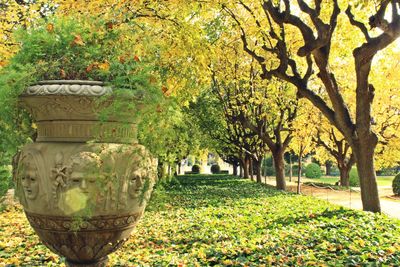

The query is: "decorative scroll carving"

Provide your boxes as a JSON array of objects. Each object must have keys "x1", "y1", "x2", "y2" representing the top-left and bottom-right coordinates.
[
  {"x1": 25, "y1": 212, "x2": 142, "y2": 231},
  {"x1": 24, "y1": 81, "x2": 112, "y2": 96},
  {"x1": 20, "y1": 95, "x2": 99, "y2": 121}
]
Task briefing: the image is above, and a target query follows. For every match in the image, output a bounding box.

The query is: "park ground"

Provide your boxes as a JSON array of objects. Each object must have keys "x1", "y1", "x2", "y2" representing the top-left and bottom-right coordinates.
[
  {"x1": 1, "y1": 174, "x2": 400, "y2": 266},
  {"x1": 261, "y1": 175, "x2": 400, "y2": 219}
]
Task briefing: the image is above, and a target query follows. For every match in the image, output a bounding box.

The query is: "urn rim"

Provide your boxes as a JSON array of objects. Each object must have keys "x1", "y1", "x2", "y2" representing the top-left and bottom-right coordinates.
[
  {"x1": 21, "y1": 79, "x2": 112, "y2": 97},
  {"x1": 18, "y1": 80, "x2": 138, "y2": 143},
  {"x1": 36, "y1": 80, "x2": 105, "y2": 86}
]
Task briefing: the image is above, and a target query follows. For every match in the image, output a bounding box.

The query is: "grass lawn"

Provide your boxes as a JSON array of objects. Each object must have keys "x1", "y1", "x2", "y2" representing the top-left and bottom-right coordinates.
[
  {"x1": 375, "y1": 176, "x2": 396, "y2": 186},
  {"x1": 1, "y1": 175, "x2": 400, "y2": 266},
  {"x1": 304, "y1": 176, "x2": 395, "y2": 187}
]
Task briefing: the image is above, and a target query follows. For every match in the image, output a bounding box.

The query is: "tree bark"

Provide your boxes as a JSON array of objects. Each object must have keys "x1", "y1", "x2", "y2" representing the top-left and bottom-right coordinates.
[
  {"x1": 233, "y1": 164, "x2": 238, "y2": 176},
  {"x1": 338, "y1": 164, "x2": 351, "y2": 187},
  {"x1": 272, "y1": 150, "x2": 286, "y2": 190},
  {"x1": 289, "y1": 154, "x2": 292, "y2": 182},
  {"x1": 249, "y1": 157, "x2": 254, "y2": 181},
  {"x1": 158, "y1": 161, "x2": 166, "y2": 179},
  {"x1": 254, "y1": 160, "x2": 262, "y2": 183},
  {"x1": 297, "y1": 154, "x2": 302, "y2": 194},
  {"x1": 243, "y1": 157, "x2": 249, "y2": 179},
  {"x1": 325, "y1": 161, "x2": 332, "y2": 176},
  {"x1": 337, "y1": 156, "x2": 355, "y2": 187},
  {"x1": 263, "y1": 157, "x2": 268, "y2": 183},
  {"x1": 353, "y1": 144, "x2": 381, "y2": 212}
]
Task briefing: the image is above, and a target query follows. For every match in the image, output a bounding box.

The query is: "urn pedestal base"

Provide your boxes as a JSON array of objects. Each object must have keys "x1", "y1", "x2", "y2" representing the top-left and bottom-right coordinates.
[{"x1": 66, "y1": 257, "x2": 108, "y2": 267}]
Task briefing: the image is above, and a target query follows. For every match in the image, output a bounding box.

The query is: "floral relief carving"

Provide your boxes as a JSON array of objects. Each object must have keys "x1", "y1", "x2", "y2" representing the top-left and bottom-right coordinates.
[{"x1": 51, "y1": 152, "x2": 68, "y2": 201}]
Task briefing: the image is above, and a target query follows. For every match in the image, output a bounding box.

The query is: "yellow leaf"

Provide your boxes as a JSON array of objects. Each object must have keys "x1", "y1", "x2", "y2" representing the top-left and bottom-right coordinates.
[
  {"x1": 98, "y1": 61, "x2": 110, "y2": 71},
  {"x1": 46, "y1": 23, "x2": 54, "y2": 33},
  {"x1": 71, "y1": 34, "x2": 85, "y2": 46}
]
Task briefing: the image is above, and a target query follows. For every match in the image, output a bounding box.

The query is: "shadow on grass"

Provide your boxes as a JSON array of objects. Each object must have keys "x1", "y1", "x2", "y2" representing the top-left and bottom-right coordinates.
[
  {"x1": 148, "y1": 175, "x2": 370, "y2": 226},
  {"x1": 271, "y1": 206, "x2": 366, "y2": 228},
  {"x1": 147, "y1": 175, "x2": 287, "y2": 211}
]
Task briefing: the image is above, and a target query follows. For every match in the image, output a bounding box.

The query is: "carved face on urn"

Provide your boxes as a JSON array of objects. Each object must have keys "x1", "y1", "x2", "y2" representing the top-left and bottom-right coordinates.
[
  {"x1": 127, "y1": 155, "x2": 156, "y2": 203},
  {"x1": 128, "y1": 170, "x2": 144, "y2": 199},
  {"x1": 68, "y1": 152, "x2": 100, "y2": 197},
  {"x1": 20, "y1": 154, "x2": 40, "y2": 200},
  {"x1": 16, "y1": 150, "x2": 49, "y2": 212}
]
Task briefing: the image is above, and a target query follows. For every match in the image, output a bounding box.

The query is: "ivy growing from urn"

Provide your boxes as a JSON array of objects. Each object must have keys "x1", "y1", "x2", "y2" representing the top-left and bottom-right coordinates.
[{"x1": 0, "y1": 15, "x2": 165, "y2": 147}]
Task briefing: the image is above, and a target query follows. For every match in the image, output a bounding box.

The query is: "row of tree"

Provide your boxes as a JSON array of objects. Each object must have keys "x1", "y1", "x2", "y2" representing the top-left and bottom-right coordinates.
[
  {"x1": 2, "y1": 0, "x2": 400, "y2": 213},
  {"x1": 187, "y1": 0, "x2": 400, "y2": 213}
]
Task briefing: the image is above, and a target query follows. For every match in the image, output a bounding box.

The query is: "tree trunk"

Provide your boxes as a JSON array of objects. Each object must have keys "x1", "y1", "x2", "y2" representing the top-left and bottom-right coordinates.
[
  {"x1": 243, "y1": 157, "x2": 249, "y2": 179},
  {"x1": 158, "y1": 161, "x2": 166, "y2": 179},
  {"x1": 263, "y1": 157, "x2": 268, "y2": 183},
  {"x1": 254, "y1": 160, "x2": 262, "y2": 183},
  {"x1": 272, "y1": 150, "x2": 286, "y2": 190},
  {"x1": 249, "y1": 158, "x2": 254, "y2": 181},
  {"x1": 297, "y1": 154, "x2": 302, "y2": 194},
  {"x1": 337, "y1": 160, "x2": 351, "y2": 187},
  {"x1": 336, "y1": 154, "x2": 355, "y2": 187},
  {"x1": 233, "y1": 164, "x2": 238, "y2": 176},
  {"x1": 289, "y1": 154, "x2": 292, "y2": 182},
  {"x1": 353, "y1": 145, "x2": 381, "y2": 212},
  {"x1": 339, "y1": 166, "x2": 351, "y2": 187},
  {"x1": 240, "y1": 165, "x2": 243, "y2": 177},
  {"x1": 325, "y1": 161, "x2": 332, "y2": 176}
]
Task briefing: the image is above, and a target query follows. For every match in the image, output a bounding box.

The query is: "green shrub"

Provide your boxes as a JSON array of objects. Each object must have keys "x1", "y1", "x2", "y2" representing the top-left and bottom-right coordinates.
[
  {"x1": 192, "y1": 164, "x2": 200, "y2": 174},
  {"x1": 11, "y1": 17, "x2": 156, "y2": 90},
  {"x1": 264, "y1": 166, "x2": 275, "y2": 176},
  {"x1": 261, "y1": 157, "x2": 274, "y2": 176},
  {"x1": 286, "y1": 164, "x2": 305, "y2": 176},
  {"x1": 262, "y1": 156, "x2": 274, "y2": 167},
  {"x1": 305, "y1": 163, "x2": 322, "y2": 179},
  {"x1": 210, "y1": 164, "x2": 220, "y2": 174},
  {"x1": 377, "y1": 168, "x2": 397, "y2": 176},
  {"x1": 349, "y1": 167, "x2": 360, "y2": 187},
  {"x1": 0, "y1": 167, "x2": 11, "y2": 200},
  {"x1": 392, "y1": 173, "x2": 400, "y2": 196},
  {"x1": 330, "y1": 166, "x2": 340, "y2": 176}
]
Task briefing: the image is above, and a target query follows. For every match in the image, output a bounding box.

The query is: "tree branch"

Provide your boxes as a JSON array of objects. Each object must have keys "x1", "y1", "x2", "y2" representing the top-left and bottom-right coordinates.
[{"x1": 345, "y1": 6, "x2": 371, "y2": 42}]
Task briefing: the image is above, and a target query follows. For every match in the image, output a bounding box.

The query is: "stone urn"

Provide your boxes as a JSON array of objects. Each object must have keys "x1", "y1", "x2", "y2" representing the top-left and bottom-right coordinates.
[{"x1": 14, "y1": 80, "x2": 157, "y2": 267}]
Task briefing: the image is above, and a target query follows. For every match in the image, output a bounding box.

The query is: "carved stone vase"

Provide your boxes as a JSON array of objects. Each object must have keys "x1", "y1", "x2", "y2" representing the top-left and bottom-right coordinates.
[{"x1": 14, "y1": 80, "x2": 157, "y2": 267}]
